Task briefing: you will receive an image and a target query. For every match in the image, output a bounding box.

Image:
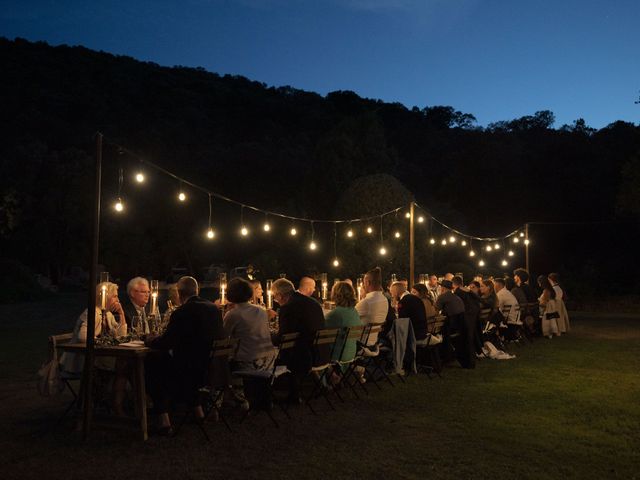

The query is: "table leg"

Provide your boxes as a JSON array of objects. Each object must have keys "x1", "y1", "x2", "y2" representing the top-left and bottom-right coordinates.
[{"x1": 135, "y1": 357, "x2": 148, "y2": 441}]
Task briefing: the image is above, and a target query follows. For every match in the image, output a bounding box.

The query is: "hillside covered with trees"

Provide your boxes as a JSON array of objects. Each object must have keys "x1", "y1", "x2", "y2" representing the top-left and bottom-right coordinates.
[{"x1": 1, "y1": 37, "x2": 638, "y2": 299}]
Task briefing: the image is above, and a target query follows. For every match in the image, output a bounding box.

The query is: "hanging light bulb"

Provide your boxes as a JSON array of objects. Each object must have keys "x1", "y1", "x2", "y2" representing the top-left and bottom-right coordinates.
[
  {"x1": 501, "y1": 259, "x2": 508, "y2": 267},
  {"x1": 114, "y1": 198, "x2": 124, "y2": 212},
  {"x1": 417, "y1": 216, "x2": 425, "y2": 223},
  {"x1": 135, "y1": 172, "x2": 145, "y2": 183},
  {"x1": 263, "y1": 223, "x2": 271, "y2": 232},
  {"x1": 508, "y1": 250, "x2": 514, "y2": 257},
  {"x1": 206, "y1": 228, "x2": 215, "y2": 239},
  {"x1": 309, "y1": 241, "x2": 317, "y2": 251},
  {"x1": 520, "y1": 232, "x2": 525, "y2": 237},
  {"x1": 394, "y1": 231, "x2": 401, "y2": 238},
  {"x1": 469, "y1": 250, "x2": 476, "y2": 257},
  {"x1": 347, "y1": 229, "x2": 354, "y2": 238},
  {"x1": 333, "y1": 258, "x2": 340, "y2": 267},
  {"x1": 486, "y1": 245, "x2": 493, "y2": 252},
  {"x1": 366, "y1": 226, "x2": 373, "y2": 234},
  {"x1": 290, "y1": 227, "x2": 297, "y2": 236},
  {"x1": 494, "y1": 243, "x2": 500, "y2": 250},
  {"x1": 178, "y1": 192, "x2": 186, "y2": 202},
  {"x1": 441, "y1": 239, "x2": 447, "y2": 246},
  {"x1": 429, "y1": 238, "x2": 436, "y2": 245},
  {"x1": 524, "y1": 239, "x2": 530, "y2": 245},
  {"x1": 461, "y1": 240, "x2": 467, "y2": 246},
  {"x1": 241, "y1": 227, "x2": 249, "y2": 236},
  {"x1": 379, "y1": 246, "x2": 387, "y2": 256},
  {"x1": 513, "y1": 237, "x2": 520, "y2": 243},
  {"x1": 405, "y1": 212, "x2": 411, "y2": 219},
  {"x1": 479, "y1": 259, "x2": 485, "y2": 267},
  {"x1": 449, "y1": 235, "x2": 456, "y2": 243}
]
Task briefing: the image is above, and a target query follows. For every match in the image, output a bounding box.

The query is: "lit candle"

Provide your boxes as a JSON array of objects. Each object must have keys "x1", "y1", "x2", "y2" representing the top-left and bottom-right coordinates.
[
  {"x1": 219, "y1": 273, "x2": 227, "y2": 305},
  {"x1": 266, "y1": 279, "x2": 273, "y2": 309},
  {"x1": 321, "y1": 273, "x2": 328, "y2": 301},
  {"x1": 357, "y1": 276, "x2": 364, "y2": 302},
  {"x1": 100, "y1": 285, "x2": 107, "y2": 310}
]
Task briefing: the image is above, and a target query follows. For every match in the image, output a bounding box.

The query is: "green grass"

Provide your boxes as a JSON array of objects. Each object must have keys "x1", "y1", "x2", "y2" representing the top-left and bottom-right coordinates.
[{"x1": 0, "y1": 295, "x2": 639, "y2": 479}]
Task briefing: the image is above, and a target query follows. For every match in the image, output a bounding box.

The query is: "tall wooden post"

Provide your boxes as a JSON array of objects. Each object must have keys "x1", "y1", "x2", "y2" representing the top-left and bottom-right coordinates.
[
  {"x1": 525, "y1": 222, "x2": 530, "y2": 273},
  {"x1": 82, "y1": 132, "x2": 102, "y2": 439},
  {"x1": 409, "y1": 201, "x2": 415, "y2": 287}
]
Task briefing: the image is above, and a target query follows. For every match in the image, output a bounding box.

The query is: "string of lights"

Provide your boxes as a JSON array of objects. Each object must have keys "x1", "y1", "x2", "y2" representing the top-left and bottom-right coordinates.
[{"x1": 105, "y1": 136, "x2": 531, "y2": 268}]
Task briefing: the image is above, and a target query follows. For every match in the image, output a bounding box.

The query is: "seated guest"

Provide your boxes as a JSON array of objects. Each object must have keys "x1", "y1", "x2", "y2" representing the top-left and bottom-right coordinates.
[
  {"x1": 504, "y1": 276, "x2": 516, "y2": 292},
  {"x1": 122, "y1": 277, "x2": 152, "y2": 330},
  {"x1": 495, "y1": 278, "x2": 519, "y2": 323},
  {"x1": 468, "y1": 280, "x2": 481, "y2": 297},
  {"x1": 479, "y1": 279, "x2": 498, "y2": 311},
  {"x1": 435, "y1": 280, "x2": 467, "y2": 365},
  {"x1": 512, "y1": 269, "x2": 538, "y2": 305},
  {"x1": 224, "y1": 278, "x2": 275, "y2": 370},
  {"x1": 435, "y1": 280, "x2": 466, "y2": 319},
  {"x1": 144, "y1": 276, "x2": 224, "y2": 434},
  {"x1": 325, "y1": 282, "x2": 362, "y2": 370},
  {"x1": 272, "y1": 278, "x2": 325, "y2": 402},
  {"x1": 444, "y1": 273, "x2": 454, "y2": 281},
  {"x1": 426, "y1": 275, "x2": 439, "y2": 302},
  {"x1": 162, "y1": 283, "x2": 180, "y2": 327},
  {"x1": 355, "y1": 267, "x2": 389, "y2": 346},
  {"x1": 411, "y1": 283, "x2": 438, "y2": 318},
  {"x1": 390, "y1": 281, "x2": 428, "y2": 341},
  {"x1": 452, "y1": 276, "x2": 482, "y2": 357},
  {"x1": 249, "y1": 279, "x2": 265, "y2": 306},
  {"x1": 61, "y1": 281, "x2": 128, "y2": 415}
]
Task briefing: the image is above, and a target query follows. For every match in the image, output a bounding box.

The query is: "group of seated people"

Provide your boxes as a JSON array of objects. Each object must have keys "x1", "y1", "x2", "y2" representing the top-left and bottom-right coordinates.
[{"x1": 60, "y1": 267, "x2": 569, "y2": 434}]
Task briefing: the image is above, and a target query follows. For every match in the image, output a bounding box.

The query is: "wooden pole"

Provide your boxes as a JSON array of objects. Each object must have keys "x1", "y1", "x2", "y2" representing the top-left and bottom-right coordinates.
[
  {"x1": 525, "y1": 222, "x2": 530, "y2": 273},
  {"x1": 409, "y1": 201, "x2": 415, "y2": 287},
  {"x1": 82, "y1": 132, "x2": 102, "y2": 439}
]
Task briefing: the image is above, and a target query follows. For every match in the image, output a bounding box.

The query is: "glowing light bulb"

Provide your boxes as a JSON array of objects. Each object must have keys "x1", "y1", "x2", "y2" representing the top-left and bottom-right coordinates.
[
  {"x1": 379, "y1": 246, "x2": 387, "y2": 256},
  {"x1": 514, "y1": 237, "x2": 520, "y2": 243},
  {"x1": 441, "y1": 239, "x2": 447, "y2": 246},
  {"x1": 309, "y1": 241, "x2": 317, "y2": 251},
  {"x1": 394, "y1": 231, "x2": 401, "y2": 238},
  {"x1": 405, "y1": 212, "x2": 411, "y2": 219},
  {"x1": 206, "y1": 228, "x2": 215, "y2": 239},
  {"x1": 241, "y1": 227, "x2": 249, "y2": 236},
  {"x1": 486, "y1": 245, "x2": 493, "y2": 252},
  {"x1": 501, "y1": 260, "x2": 508, "y2": 267},
  {"x1": 114, "y1": 199, "x2": 124, "y2": 212},
  {"x1": 333, "y1": 258, "x2": 340, "y2": 267},
  {"x1": 461, "y1": 240, "x2": 467, "y2": 246},
  {"x1": 178, "y1": 192, "x2": 186, "y2": 202},
  {"x1": 290, "y1": 227, "x2": 297, "y2": 236},
  {"x1": 479, "y1": 260, "x2": 485, "y2": 267},
  {"x1": 524, "y1": 239, "x2": 530, "y2": 245},
  {"x1": 135, "y1": 172, "x2": 145, "y2": 183},
  {"x1": 347, "y1": 229, "x2": 354, "y2": 238},
  {"x1": 508, "y1": 250, "x2": 514, "y2": 257},
  {"x1": 417, "y1": 216, "x2": 425, "y2": 223},
  {"x1": 520, "y1": 232, "x2": 525, "y2": 237},
  {"x1": 494, "y1": 243, "x2": 500, "y2": 250},
  {"x1": 469, "y1": 250, "x2": 476, "y2": 257},
  {"x1": 449, "y1": 236, "x2": 456, "y2": 243},
  {"x1": 429, "y1": 238, "x2": 436, "y2": 245},
  {"x1": 366, "y1": 226, "x2": 373, "y2": 234},
  {"x1": 263, "y1": 223, "x2": 271, "y2": 232}
]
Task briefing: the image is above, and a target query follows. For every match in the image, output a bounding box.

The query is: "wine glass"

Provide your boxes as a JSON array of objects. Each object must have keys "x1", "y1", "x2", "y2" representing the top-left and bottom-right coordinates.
[{"x1": 131, "y1": 315, "x2": 142, "y2": 339}]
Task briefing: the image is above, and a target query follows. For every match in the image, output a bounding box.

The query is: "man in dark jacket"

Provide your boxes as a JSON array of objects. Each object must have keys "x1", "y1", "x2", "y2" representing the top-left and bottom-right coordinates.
[
  {"x1": 272, "y1": 278, "x2": 325, "y2": 402},
  {"x1": 451, "y1": 276, "x2": 478, "y2": 368},
  {"x1": 390, "y1": 281, "x2": 428, "y2": 341},
  {"x1": 145, "y1": 276, "x2": 224, "y2": 433}
]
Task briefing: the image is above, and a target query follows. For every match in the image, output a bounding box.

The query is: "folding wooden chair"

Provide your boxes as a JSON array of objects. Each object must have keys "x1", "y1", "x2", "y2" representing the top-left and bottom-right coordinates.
[
  {"x1": 416, "y1": 315, "x2": 446, "y2": 378},
  {"x1": 344, "y1": 323, "x2": 395, "y2": 392},
  {"x1": 233, "y1": 332, "x2": 299, "y2": 428},
  {"x1": 174, "y1": 337, "x2": 239, "y2": 440},
  {"x1": 331, "y1": 325, "x2": 365, "y2": 401},
  {"x1": 49, "y1": 333, "x2": 83, "y2": 429},
  {"x1": 304, "y1": 328, "x2": 340, "y2": 415}
]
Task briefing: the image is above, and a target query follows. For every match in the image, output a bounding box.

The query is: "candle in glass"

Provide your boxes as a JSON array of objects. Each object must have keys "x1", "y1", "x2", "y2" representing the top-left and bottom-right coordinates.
[
  {"x1": 391, "y1": 273, "x2": 397, "y2": 283},
  {"x1": 150, "y1": 279, "x2": 159, "y2": 315},
  {"x1": 357, "y1": 276, "x2": 364, "y2": 302},
  {"x1": 320, "y1": 273, "x2": 328, "y2": 301},
  {"x1": 418, "y1": 274, "x2": 426, "y2": 285},
  {"x1": 219, "y1": 273, "x2": 227, "y2": 305},
  {"x1": 266, "y1": 279, "x2": 273, "y2": 309},
  {"x1": 98, "y1": 271, "x2": 109, "y2": 310}
]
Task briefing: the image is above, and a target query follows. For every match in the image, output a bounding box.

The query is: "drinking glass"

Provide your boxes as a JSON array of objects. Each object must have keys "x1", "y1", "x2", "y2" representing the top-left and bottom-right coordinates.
[{"x1": 131, "y1": 315, "x2": 142, "y2": 339}]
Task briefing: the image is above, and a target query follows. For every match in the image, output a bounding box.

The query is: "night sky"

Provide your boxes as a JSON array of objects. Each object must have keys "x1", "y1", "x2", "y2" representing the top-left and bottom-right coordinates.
[{"x1": 2, "y1": 0, "x2": 638, "y2": 128}]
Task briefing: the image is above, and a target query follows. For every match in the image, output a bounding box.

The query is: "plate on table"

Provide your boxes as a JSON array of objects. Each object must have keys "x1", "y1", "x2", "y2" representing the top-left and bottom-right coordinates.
[{"x1": 119, "y1": 340, "x2": 146, "y2": 348}]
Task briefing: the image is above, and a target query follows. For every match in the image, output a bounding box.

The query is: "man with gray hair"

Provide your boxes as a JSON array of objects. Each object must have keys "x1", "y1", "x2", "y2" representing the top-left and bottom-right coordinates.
[
  {"x1": 145, "y1": 276, "x2": 224, "y2": 434},
  {"x1": 122, "y1": 276, "x2": 151, "y2": 329}
]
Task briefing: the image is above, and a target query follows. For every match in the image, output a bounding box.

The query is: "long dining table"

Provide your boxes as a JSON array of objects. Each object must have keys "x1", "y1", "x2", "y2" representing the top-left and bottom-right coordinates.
[{"x1": 57, "y1": 342, "x2": 152, "y2": 441}]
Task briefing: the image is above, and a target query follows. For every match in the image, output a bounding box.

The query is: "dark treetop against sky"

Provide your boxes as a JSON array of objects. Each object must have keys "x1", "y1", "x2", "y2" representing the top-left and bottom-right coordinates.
[{"x1": 2, "y1": 0, "x2": 639, "y2": 128}]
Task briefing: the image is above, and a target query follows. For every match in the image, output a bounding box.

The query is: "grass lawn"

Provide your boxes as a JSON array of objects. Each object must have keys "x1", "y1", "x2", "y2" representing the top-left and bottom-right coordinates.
[{"x1": 1, "y1": 294, "x2": 639, "y2": 479}]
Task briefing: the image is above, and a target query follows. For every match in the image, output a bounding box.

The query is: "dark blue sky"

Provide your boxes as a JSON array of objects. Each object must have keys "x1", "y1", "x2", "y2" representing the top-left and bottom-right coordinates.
[{"x1": 2, "y1": 0, "x2": 638, "y2": 128}]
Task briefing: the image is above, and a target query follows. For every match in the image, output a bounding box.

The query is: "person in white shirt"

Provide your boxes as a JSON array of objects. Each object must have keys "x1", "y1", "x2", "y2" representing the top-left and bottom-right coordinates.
[
  {"x1": 355, "y1": 267, "x2": 389, "y2": 345},
  {"x1": 494, "y1": 278, "x2": 519, "y2": 324}
]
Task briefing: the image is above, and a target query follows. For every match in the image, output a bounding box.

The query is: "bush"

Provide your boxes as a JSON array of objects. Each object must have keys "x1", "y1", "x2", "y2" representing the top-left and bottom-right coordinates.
[{"x1": 0, "y1": 258, "x2": 50, "y2": 304}]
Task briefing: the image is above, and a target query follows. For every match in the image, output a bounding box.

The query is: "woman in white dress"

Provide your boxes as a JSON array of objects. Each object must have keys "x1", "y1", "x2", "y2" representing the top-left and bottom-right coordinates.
[{"x1": 537, "y1": 276, "x2": 560, "y2": 338}]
